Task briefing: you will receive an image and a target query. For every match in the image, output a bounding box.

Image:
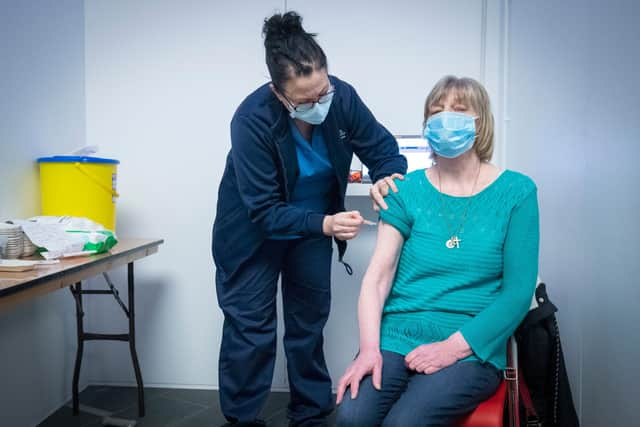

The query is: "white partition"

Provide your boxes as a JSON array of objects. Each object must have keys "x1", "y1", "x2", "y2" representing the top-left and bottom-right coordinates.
[{"x1": 508, "y1": 1, "x2": 640, "y2": 424}]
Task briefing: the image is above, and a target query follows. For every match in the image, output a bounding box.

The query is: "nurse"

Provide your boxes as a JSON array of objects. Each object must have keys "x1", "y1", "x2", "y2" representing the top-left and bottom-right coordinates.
[{"x1": 211, "y1": 10, "x2": 407, "y2": 427}]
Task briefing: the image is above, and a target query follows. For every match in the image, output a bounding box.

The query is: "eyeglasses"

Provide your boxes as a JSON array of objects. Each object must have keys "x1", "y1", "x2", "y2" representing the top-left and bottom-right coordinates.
[{"x1": 280, "y1": 85, "x2": 335, "y2": 113}]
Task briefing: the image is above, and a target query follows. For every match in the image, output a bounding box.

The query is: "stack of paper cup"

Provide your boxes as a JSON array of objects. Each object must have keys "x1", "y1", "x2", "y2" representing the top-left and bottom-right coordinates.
[
  {"x1": 0, "y1": 223, "x2": 23, "y2": 259},
  {"x1": 22, "y1": 235, "x2": 38, "y2": 257}
]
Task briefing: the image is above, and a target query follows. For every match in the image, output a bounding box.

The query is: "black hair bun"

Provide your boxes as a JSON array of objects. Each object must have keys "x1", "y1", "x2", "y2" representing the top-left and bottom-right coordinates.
[
  {"x1": 263, "y1": 11, "x2": 305, "y2": 45},
  {"x1": 262, "y1": 10, "x2": 326, "y2": 87}
]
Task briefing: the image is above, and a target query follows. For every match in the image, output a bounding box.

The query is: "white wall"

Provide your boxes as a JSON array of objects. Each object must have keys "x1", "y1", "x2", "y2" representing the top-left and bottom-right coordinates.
[
  {"x1": 83, "y1": 0, "x2": 288, "y2": 388},
  {"x1": 0, "y1": 1, "x2": 88, "y2": 426},
  {"x1": 83, "y1": 0, "x2": 498, "y2": 391},
  {"x1": 507, "y1": 0, "x2": 640, "y2": 425}
]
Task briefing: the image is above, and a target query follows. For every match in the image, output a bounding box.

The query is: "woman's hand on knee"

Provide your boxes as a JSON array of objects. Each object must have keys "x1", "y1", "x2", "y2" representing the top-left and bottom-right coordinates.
[
  {"x1": 336, "y1": 349, "x2": 383, "y2": 404},
  {"x1": 404, "y1": 342, "x2": 457, "y2": 374},
  {"x1": 405, "y1": 333, "x2": 472, "y2": 374}
]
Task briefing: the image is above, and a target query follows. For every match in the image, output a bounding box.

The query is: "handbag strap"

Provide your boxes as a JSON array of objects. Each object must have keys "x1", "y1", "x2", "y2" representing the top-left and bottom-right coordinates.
[
  {"x1": 518, "y1": 369, "x2": 542, "y2": 426},
  {"x1": 506, "y1": 335, "x2": 542, "y2": 427},
  {"x1": 506, "y1": 339, "x2": 520, "y2": 427}
]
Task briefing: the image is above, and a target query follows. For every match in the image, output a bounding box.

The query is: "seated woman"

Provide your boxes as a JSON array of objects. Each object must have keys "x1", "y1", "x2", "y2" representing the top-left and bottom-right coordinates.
[{"x1": 335, "y1": 76, "x2": 539, "y2": 427}]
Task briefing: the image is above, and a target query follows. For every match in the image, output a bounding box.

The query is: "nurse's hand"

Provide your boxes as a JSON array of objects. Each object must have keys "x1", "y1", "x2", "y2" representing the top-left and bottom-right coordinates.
[
  {"x1": 370, "y1": 173, "x2": 404, "y2": 212},
  {"x1": 336, "y1": 349, "x2": 383, "y2": 404},
  {"x1": 323, "y1": 211, "x2": 365, "y2": 240}
]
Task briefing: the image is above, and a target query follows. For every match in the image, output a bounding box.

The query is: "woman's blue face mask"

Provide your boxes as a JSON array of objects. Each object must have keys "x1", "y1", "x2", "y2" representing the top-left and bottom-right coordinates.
[{"x1": 423, "y1": 111, "x2": 477, "y2": 158}]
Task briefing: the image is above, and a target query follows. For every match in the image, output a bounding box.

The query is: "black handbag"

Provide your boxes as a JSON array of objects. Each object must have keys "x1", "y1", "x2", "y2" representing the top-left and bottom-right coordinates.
[{"x1": 514, "y1": 283, "x2": 580, "y2": 427}]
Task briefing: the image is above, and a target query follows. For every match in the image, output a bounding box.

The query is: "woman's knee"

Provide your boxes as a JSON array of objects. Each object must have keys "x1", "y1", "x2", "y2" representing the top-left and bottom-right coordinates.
[{"x1": 335, "y1": 394, "x2": 379, "y2": 427}]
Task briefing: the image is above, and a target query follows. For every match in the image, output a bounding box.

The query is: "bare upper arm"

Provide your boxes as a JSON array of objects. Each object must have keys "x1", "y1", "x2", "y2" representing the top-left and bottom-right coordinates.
[{"x1": 362, "y1": 220, "x2": 405, "y2": 300}]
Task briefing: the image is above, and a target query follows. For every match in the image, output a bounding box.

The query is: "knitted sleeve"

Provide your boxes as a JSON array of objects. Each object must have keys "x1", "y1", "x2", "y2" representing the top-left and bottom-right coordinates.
[{"x1": 459, "y1": 187, "x2": 540, "y2": 365}]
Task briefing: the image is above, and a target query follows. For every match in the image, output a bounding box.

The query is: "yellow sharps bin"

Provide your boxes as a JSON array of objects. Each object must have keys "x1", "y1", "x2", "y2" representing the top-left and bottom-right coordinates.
[{"x1": 37, "y1": 156, "x2": 120, "y2": 230}]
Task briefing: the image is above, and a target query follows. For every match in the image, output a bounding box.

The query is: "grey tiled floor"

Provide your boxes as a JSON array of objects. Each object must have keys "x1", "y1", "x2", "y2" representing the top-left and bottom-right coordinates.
[{"x1": 38, "y1": 386, "x2": 337, "y2": 427}]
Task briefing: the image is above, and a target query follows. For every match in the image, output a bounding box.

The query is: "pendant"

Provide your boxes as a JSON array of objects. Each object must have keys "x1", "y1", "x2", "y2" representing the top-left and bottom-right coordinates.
[{"x1": 445, "y1": 236, "x2": 461, "y2": 249}]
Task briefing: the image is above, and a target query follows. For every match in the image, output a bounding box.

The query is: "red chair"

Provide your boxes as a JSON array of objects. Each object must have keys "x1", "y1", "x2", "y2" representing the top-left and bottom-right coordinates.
[
  {"x1": 456, "y1": 337, "x2": 519, "y2": 427},
  {"x1": 457, "y1": 381, "x2": 508, "y2": 427}
]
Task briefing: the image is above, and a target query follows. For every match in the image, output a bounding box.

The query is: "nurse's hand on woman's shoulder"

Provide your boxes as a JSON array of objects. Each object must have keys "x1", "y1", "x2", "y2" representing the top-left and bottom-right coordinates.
[
  {"x1": 370, "y1": 173, "x2": 405, "y2": 212},
  {"x1": 323, "y1": 211, "x2": 366, "y2": 241}
]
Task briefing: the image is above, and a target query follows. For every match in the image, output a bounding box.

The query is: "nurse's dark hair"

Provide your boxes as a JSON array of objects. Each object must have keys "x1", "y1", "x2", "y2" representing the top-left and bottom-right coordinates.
[{"x1": 263, "y1": 11, "x2": 327, "y2": 91}]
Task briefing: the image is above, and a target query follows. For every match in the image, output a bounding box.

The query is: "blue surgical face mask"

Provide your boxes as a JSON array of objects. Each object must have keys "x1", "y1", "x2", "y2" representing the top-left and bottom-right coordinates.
[
  {"x1": 289, "y1": 92, "x2": 334, "y2": 125},
  {"x1": 423, "y1": 111, "x2": 477, "y2": 158}
]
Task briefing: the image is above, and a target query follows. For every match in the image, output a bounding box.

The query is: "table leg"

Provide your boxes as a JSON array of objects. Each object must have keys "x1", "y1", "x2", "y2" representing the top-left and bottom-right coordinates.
[
  {"x1": 68, "y1": 266, "x2": 145, "y2": 418},
  {"x1": 128, "y1": 262, "x2": 145, "y2": 417},
  {"x1": 70, "y1": 282, "x2": 84, "y2": 416}
]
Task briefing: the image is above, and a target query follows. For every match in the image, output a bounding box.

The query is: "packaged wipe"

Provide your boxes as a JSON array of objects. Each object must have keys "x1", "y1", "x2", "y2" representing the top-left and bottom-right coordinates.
[{"x1": 11, "y1": 216, "x2": 118, "y2": 259}]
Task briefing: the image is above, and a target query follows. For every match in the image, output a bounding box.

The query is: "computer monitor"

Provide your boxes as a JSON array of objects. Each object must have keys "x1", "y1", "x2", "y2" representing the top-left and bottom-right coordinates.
[{"x1": 359, "y1": 135, "x2": 433, "y2": 182}]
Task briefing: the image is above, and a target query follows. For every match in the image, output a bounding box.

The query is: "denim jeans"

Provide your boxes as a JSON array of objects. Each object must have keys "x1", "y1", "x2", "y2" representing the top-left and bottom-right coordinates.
[{"x1": 336, "y1": 350, "x2": 501, "y2": 427}]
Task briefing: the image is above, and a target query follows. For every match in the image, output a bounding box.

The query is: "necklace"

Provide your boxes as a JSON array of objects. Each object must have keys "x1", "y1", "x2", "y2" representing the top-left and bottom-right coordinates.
[{"x1": 436, "y1": 163, "x2": 481, "y2": 249}]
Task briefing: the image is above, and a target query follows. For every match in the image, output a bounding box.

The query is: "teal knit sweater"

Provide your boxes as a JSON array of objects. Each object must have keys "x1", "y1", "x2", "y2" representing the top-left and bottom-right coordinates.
[{"x1": 378, "y1": 168, "x2": 539, "y2": 370}]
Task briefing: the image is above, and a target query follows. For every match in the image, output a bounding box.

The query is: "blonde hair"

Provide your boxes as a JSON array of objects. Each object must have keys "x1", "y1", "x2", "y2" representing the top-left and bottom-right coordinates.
[{"x1": 423, "y1": 76, "x2": 494, "y2": 162}]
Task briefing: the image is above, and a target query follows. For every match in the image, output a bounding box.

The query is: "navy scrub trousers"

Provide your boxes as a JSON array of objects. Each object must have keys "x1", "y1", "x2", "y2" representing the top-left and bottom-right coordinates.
[{"x1": 216, "y1": 234, "x2": 334, "y2": 426}]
